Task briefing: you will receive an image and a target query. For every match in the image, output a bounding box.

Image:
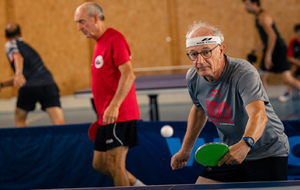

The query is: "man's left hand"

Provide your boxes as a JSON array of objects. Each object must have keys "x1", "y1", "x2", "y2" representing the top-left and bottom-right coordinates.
[
  {"x1": 13, "y1": 74, "x2": 26, "y2": 88},
  {"x1": 264, "y1": 54, "x2": 273, "y2": 70},
  {"x1": 103, "y1": 104, "x2": 119, "y2": 125}
]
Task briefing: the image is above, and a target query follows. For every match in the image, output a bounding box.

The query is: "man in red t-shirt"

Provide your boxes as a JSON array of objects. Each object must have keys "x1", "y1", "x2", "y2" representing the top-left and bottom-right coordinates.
[
  {"x1": 74, "y1": 2, "x2": 144, "y2": 187},
  {"x1": 279, "y1": 24, "x2": 300, "y2": 102}
]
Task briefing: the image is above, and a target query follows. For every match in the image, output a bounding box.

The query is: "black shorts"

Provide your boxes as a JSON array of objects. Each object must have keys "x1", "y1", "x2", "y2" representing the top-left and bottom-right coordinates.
[
  {"x1": 261, "y1": 46, "x2": 290, "y2": 73},
  {"x1": 94, "y1": 120, "x2": 138, "y2": 151},
  {"x1": 17, "y1": 83, "x2": 61, "y2": 112},
  {"x1": 200, "y1": 157, "x2": 288, "y2": 182}
]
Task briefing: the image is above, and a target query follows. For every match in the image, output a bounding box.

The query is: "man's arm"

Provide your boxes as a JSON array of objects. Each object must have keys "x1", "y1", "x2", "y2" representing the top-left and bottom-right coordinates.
[
  {"x1": 259, "y1": 12, "x2": 277, "y2": 69},
  {"x1": 102, "y1": 61, "x2": 136, "y2": 125},
  {"x1": 12, "y1": 53, "x2": 26, "y2": 88},
  {"x1": 243, "y1": 100, "x2": 268, "y2": 141},
  {"x1": 182, "y1": 105, "x2": 208, "y2": 152},
  {"x1": 218, "y1": 100, "x2": 268, "y2": 166},
  {"x1": 0, "y1": 53, "x2": 25, "y2": 91},
  {"x1": 171, "y1": 105, "x2": 208, "y2": 170}
]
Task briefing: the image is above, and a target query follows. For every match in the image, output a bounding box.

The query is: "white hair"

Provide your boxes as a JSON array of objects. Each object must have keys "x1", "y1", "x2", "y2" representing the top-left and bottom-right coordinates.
[
  {"x1": 86, "y1": 2, "x2": 105, "y2": 21},
  {"x1": 186, "y1": 21, "x2": 224, "y2": 43}
]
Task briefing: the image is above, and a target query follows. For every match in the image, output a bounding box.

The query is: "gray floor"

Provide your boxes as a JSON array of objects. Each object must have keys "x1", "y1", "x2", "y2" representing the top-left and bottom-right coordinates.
[
  {"x1": 0, "y1": 85, "x2": 299, "y2": 128},
  {"x1": 0, "y1": 92, "x2": 193, "y2": 128}
]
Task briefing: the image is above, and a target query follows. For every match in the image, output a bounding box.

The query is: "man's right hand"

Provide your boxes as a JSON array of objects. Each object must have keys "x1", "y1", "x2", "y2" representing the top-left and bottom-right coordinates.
[{"x1": 170, "y1": 150, "x2": 191, "y2": 170}]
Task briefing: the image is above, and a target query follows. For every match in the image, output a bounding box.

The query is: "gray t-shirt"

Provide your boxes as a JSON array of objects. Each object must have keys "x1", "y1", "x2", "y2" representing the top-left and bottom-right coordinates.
[{"x1": 186, "y1": 55, "x2": 289, "y2": 161}]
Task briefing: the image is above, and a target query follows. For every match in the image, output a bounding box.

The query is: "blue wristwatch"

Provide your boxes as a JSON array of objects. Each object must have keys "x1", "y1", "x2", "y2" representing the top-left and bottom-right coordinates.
[{"x1": 242, "y1": 136, "x2": 255, "y2": 149}]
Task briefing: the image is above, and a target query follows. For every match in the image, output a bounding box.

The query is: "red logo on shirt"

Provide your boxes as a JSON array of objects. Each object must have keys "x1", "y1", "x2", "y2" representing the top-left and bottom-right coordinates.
[
  {"x1": 206, "y1": 100, "x2": 234, "y2": 125},
  {"x1": 210, "y1": 89, "x2": 222, "y2": 97}
]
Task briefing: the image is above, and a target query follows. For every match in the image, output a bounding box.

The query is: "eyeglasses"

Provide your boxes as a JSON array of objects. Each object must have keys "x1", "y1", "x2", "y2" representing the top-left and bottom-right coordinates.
[{"x1": 186, "y1": 44, "x2": 220, "y2": 61}]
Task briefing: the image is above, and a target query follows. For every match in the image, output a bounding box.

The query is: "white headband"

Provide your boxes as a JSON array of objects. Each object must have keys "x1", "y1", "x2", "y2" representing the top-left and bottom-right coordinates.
[{"x1": 186, "y1": 36, "x2": 221, "y2": 48}]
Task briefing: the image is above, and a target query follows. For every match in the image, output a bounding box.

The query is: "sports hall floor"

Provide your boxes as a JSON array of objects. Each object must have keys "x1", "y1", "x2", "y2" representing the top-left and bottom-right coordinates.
[{"x1": 0, "y1": 85, "x2": 299, "y2": 128}]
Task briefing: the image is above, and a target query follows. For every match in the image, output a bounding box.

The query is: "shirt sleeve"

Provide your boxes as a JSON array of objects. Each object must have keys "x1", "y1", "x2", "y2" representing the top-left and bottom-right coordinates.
[
  {"x1": 186, "y1": 68, "x2": 202, "y2": 108},
  {"x1": 237, "y1": 67, "x2": 269, "y2": 106},
  {"x1": 188, "y1": 87, "x2": 202, "y2": 108},
  {"x1": 5, "y1": 40, "x2": 20, "y2": 63},
  {"x1": 111, "y1": 36, "x2": 131, "y2": 67}
]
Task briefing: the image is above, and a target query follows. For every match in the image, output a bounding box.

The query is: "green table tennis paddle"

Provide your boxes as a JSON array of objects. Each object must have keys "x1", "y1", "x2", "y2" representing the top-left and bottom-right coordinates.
[{"x1": 195, "y1": 142, "x2": 229, "y2": 166}]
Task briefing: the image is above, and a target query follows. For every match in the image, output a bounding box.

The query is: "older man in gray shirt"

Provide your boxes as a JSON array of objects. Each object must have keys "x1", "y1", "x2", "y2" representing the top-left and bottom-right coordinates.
[{"x1": 170, "y1": 21, "x2": 289, "y2": 184}]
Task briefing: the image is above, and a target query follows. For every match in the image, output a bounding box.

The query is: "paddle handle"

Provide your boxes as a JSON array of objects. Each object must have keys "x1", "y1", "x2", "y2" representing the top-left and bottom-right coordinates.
[{"x1": 0, "y1": 81, "x2": 13, "y2": 88}]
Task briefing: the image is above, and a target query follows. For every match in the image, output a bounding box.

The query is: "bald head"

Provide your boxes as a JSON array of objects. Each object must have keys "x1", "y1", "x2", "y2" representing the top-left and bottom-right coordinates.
[
  {"x1": 5, "y1": 22, "x2": 21, "y2": 39},
  {"x1": 76, "y1": 2, "x2": 105, "y2": 21},
  {"x1": 74, "y1": 2, "x2": 107, "y2": 40}
]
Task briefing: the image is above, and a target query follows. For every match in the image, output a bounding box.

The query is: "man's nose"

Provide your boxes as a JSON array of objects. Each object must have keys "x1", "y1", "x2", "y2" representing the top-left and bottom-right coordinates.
[
  {"x1": 77, "y1": 23, "x2": 82, "y2": 31},
  {"x1": 196, "y1": 53, "x2": 205, "y2": 63}
]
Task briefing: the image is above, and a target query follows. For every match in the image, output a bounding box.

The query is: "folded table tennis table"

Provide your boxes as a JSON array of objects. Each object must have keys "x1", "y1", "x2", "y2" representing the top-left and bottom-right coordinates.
[{"x1": 74, "y1": 73, "x2": 188, "y2": 121}]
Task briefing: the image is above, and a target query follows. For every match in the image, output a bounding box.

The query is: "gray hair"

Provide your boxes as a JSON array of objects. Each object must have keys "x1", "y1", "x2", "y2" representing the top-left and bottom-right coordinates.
[
  {"x1": 186, "y1": 21, "x2": 224, "y2": 43},
  {"x1": 85, "y1": 2, "x2": 105, "y2": 21}
]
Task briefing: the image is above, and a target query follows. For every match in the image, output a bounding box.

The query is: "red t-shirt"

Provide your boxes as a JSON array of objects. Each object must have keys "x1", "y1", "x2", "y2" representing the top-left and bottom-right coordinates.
[
  {"x1": 91, "y1": 28, "x2": 140, "y2": 125},
  {"x1": 287, "y1": 38, "x2": 300, "y2": 58},
  {"x1": 287, "y1": 38, "x2": 297, "y2": 57}
]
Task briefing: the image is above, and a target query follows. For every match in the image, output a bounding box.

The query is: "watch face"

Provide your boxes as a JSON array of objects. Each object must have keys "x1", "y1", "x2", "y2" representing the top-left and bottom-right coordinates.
[
  {"x1": 243, "y1": 137, "x2": 255, "y2": 147},
  {"x1": 248, "y1": 138, "x2": 255, "y2": 146}
]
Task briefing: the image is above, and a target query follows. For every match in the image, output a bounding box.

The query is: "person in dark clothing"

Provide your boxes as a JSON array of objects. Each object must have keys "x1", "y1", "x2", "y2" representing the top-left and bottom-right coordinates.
[
  {"x1": 279, "y1": 24, "x2": 300, "y2": 102},
  {"x1": 243, "y1": 0, "x2": 300, "y2": 93},
  {"x1": 0, "y1": 23, "x2": 65, "y2": 127}
]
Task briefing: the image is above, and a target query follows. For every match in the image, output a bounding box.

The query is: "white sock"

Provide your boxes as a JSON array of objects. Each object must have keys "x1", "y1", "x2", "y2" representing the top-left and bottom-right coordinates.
[{"x1": 133, "y1": 179, "x2": 146, "y2": 186}]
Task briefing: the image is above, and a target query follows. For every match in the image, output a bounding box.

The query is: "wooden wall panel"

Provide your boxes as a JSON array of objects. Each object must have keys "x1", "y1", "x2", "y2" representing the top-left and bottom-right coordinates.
[
  {"x1": 5, "y1": 0, "x2": 91, "y2": 97},
  {"x1": 0, "y1": 0, "x2": 9, "y2": 86},
  {"x1": 92, "y1": 0, "x2": 173, "y2": 75},
  {"x1": 256, "y1": 0, "x2": 300, "y2": 84},
  {"x1": 262, "y1": 0, "x2": 300, "y2": 43},
  {"x1": 176, "y1": 0, "x2": 257, "y2": 67},
  {"x1": 0, "y1": 0, "x2": 17, "y2": 98},
  {"x1": 0, "y1": 0, "x2": 299, "y2": 99}
]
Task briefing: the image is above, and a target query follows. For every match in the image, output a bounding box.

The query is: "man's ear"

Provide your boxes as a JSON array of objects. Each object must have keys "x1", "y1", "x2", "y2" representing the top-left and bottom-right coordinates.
[
  {"x1": 93, "y1": 14, "x2": 100, "y2": 23},
  {"x1": 220, "y1": 44, "x2": 226, "y2": 57}
]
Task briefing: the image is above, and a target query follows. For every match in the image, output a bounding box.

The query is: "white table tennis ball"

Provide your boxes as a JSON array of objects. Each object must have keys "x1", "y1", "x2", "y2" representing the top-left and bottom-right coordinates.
[{"x1": 160, "y1": 125, "x2": 174, "y2": 138}]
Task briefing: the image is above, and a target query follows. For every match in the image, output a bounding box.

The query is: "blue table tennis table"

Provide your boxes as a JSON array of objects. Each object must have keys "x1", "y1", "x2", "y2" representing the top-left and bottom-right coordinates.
[
  {"x1": 43, "y1": 180, "x2": 300, "y2": 190},
  {"x1": 74, "y1": 73, "x2": 188, "y2": 121}
]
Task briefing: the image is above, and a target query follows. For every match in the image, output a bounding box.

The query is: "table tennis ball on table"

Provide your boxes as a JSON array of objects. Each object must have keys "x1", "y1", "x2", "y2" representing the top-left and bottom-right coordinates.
[{"x1": 160, "y1": 125, "x2": 174, "y2": 138}]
